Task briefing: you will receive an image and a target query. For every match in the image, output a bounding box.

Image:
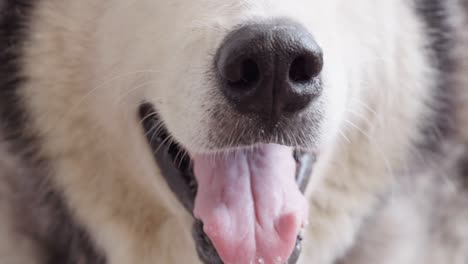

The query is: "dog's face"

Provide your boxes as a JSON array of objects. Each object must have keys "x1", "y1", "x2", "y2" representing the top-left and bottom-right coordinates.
[
  {"x1": 93, "y1": 1, "x2": 372, "y2": 263},
  {"x1": 13, "y1": 0, "x2": 439, "y2": 263}
]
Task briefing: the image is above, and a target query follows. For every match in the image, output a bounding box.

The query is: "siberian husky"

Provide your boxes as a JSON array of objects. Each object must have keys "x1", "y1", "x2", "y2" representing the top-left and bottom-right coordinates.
[{"x1": 0, "y1": 0, "x2": 467, "y2": 263}]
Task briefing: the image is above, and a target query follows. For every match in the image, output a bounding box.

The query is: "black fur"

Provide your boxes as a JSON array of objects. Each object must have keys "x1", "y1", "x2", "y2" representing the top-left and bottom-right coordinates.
[
  {"x1": 458, "y1": 152, "x2": 468, "y2": 189},
  {"x1": 416, "y1": 0, "x2": 458, "y2": 152},
  {"x1": 0, "y1": 1, "x2": 106, "y2": 263}
]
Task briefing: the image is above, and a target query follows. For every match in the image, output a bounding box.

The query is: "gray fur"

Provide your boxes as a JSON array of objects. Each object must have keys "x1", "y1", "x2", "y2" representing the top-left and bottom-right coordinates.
[{"x1": 0, "y1": 137, "x2": 106, "y2": 264}]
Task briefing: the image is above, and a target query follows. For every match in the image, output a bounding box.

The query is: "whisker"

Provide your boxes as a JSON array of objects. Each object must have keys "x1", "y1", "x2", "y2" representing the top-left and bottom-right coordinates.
[
  {"x1": 146, "y1": 121, "x2": 165, "y2": 139},
  {"x1": 344, "y1": 118, "x2": 394, "y2": 180},
  {"x1": 352, "y1": 99, "x2": 378, "y2": 117},
  {"x1": 139, "y1": 112, "x2": 158, "y2": 126},
  {"x1": 337, "y1": 128, "x2": 351, "y2": 144},
  {"x1": 45, "y1": 69, "x2": 168, "y2": 135},
  {"x1": 153, "y1": 132, "x2": 173, "y2": 155},
  {"x1": 114, "y1": 80, "x2": 158, "y2": 105}
]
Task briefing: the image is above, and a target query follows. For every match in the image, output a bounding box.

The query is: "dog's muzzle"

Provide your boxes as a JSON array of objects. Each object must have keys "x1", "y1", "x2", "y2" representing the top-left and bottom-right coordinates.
[{"x1": 140, "y1": 104, "x2": 315, "y2": 264}]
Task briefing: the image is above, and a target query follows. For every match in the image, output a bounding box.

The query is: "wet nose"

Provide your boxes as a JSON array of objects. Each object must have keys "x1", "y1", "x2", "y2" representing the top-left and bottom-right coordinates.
[{"x1": 215, "y1": 20, "x2": 323, "y2": 122}]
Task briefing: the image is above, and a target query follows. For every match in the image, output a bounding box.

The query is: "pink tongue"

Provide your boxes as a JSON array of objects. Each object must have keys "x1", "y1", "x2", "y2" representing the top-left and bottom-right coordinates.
[{"x1": 193, "y1": 144, "x2": 308, "y2": 264}]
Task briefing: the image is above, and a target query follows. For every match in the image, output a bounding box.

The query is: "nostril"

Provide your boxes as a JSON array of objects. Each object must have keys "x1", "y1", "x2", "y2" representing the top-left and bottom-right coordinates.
[
  {"x1": 237, "y1": 59, "x2": 259, "y2": 87},
  {"x1": 289, "y1": 56, "x2": 311, "y2": 84},
  {"x1": 289, "y1": 54, "x2": 323, "y2": 84}
]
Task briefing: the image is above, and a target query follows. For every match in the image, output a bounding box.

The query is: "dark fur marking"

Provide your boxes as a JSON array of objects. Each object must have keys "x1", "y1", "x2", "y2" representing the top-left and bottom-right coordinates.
[
  {"x1": 457, "y1": 152, "x2": 468, "y2": 189},
  {"x1": 0, "y1": 1, "x2": 106, "y2": 263},
  {"x1": 415, "y1": 0, "x2": 458, "y2": 152}
]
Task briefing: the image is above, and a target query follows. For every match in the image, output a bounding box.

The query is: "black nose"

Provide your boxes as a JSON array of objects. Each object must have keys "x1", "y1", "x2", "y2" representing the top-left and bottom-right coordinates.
[{"x1": 215, "y1": 20, "x2": 323, "y2": 122}]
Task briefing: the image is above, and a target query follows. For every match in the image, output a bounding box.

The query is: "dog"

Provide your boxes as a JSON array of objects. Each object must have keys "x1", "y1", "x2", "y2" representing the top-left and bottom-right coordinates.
[{"x1": 0, "y1": 0, "x2": 467, "y2": 263}]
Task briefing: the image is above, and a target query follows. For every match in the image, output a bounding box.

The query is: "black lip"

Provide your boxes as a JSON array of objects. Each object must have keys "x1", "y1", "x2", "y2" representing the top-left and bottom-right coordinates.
[
  {"x1": 139, "y1": 103, "x2": 315, "y2": 264},
  {"x1": 140, "y1": 103, "x2": 197, "y2": 212}
]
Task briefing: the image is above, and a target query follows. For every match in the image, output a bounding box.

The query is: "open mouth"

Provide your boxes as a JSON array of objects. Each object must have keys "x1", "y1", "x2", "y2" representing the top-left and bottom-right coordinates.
[{"x1": 139, "y1": 103, "x2": 315, "y2": 264}]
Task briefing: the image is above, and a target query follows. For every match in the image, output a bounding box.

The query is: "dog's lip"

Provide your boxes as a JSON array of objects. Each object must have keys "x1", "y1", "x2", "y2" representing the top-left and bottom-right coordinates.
[
  {"x1": 138, "y1": 103, "x2": 315, "y2": 264},
  {"x1": 140, "y1": 103, "x2": 197, "y2": 212}
]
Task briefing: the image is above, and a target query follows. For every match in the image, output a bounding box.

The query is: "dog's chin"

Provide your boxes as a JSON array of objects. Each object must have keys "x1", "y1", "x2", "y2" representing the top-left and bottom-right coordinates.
[{"x1": 139, "y1": 103, "x2": 316, "y2": 264}]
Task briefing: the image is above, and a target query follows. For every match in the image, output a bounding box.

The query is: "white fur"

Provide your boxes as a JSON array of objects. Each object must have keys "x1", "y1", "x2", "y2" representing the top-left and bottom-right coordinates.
[{"x1": 4, "y1": 0, "x2": 466, "y2": 263}]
